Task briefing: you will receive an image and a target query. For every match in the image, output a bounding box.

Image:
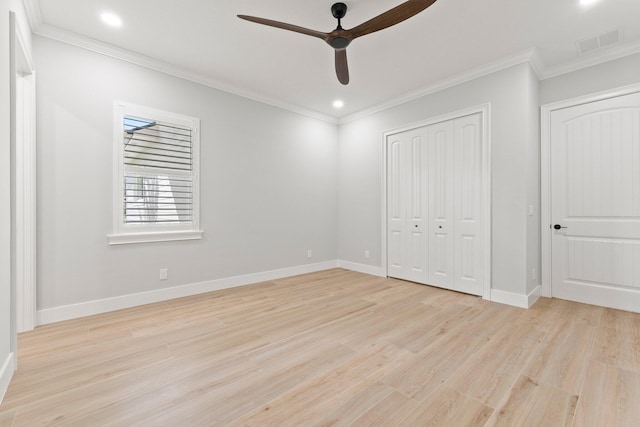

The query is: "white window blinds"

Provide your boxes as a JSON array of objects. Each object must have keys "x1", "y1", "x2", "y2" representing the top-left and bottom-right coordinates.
[
  {"x1": 110, "y1": 102, "x2": 201, "y2": 244},
  {"x1": 123, "y1": 116, "x2": 193, "y2": 224},
  {"x1": 123, "y1": 117, "x2": 192, "y2": 171}
]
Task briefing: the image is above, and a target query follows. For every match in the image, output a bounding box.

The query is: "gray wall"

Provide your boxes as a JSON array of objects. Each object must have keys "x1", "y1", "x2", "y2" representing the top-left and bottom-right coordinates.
[
  {"x1": 541, "y1": 52, "x2": 640, "y2": 105},
  {"x1": 525, "y1": 67, "x2": 541, "y2": 295},
  {"x1": 35, "y1": 36, "x2": 339, "y2": 310},
  {"x1": 338, "y1": 63, "x2": 540, "y2": 296},
  {"x1": 28, "y1": 32, "x2": 640, "y2": 317}
]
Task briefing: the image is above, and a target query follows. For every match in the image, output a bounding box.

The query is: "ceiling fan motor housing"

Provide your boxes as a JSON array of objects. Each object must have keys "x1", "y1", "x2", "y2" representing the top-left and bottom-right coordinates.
[
  {"x1": 329, "y1": 3, "x2": 350, "y2": 49},
  {"x1": 330, "y1": 37, "x2": 350, "y2": 49},
  {"x1": 331, "y1": 3, "x2": 348, "y2": 20}
]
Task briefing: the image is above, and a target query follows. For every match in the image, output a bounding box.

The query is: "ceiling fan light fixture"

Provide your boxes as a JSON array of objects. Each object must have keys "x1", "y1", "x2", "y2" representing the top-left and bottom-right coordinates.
[{"x1": 330, "y1": 38, "x2": 350, "y2": 49}]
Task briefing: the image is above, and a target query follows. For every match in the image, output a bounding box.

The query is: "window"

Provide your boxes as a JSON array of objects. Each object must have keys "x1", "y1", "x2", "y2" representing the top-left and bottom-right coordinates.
[{"x1": 109, "y1": 102, "x2": 202, "y2": 244}]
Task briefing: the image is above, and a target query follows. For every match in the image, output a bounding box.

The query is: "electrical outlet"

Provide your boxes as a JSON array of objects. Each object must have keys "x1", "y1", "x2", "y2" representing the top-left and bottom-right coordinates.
[
  {"x1": 307, "y1": 250, "x2": 312, "y2": 258},
  {"x1": 160, "y1": 268, "x2": 168, "y2": 280},
  {"x1": 365, "y1": 250, "x2": 370, "y2": 259}
]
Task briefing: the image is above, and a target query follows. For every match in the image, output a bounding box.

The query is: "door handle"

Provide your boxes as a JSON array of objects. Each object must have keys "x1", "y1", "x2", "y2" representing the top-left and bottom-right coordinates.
[{"x1": 553, "y1": 224, "x2": 567, "y2": 230}]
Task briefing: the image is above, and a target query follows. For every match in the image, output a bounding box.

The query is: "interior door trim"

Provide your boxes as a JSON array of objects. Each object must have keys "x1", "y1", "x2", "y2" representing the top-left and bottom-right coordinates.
[
  {"x1": 381, "y1": 103, "x2": 492, "y2": 300},
  {"x1": 540, "y1": 82, "x2": 640, "y2": 298},
  {"x1": 11, "y1": 14, "x2": 38, "y2": 337}
]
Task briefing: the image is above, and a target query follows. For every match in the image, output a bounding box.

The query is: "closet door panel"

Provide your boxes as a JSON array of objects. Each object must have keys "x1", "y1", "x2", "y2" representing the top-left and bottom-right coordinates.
[
  {"x1": 387, "y1": 136, "x2": 409, "y2": 279},
  {"x1": 387, "y1": 112, "x2": 484, "y2": 297},
  {"x1": 428, "y1": 121, "x2": 455, "y2": 289},
  {"x1": 387, "y1": 130, "x2": 429, "y2": 283},
  {"x1": 454, "y1": 114, "x2": 484, "y2": 295}
]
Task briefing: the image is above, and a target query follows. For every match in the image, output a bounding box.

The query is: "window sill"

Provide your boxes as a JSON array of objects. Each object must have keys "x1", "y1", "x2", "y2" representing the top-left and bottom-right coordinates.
[{"x1": 108, "y1": 230, "x2": 204, "y2": 245}]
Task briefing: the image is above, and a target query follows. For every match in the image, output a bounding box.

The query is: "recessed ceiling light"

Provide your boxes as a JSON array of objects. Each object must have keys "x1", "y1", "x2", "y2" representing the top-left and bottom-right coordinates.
[
  {"x1": 579, "y1": 0, "x2": 599, "y2": 7},
  {"x1": 333, "y1": 100, "x2": 344, "y2": 109},
  {"x1": 101, "y1": 12, "x2": 122, "y2": 28}
]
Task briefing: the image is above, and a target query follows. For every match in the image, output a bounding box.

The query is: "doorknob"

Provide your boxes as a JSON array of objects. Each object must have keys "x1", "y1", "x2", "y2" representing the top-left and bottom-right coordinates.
[{"x1": 553, "y1": 224, "x2": 567, "y2": 230}]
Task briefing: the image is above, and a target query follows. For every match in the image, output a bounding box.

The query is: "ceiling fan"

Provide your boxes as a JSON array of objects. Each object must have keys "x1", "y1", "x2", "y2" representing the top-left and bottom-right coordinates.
[{"x1": 238, "y1": 0, "x2": 438, "y2": 85}]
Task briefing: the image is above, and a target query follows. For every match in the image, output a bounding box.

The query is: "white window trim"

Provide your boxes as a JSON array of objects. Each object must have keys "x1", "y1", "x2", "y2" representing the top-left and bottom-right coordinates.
[
  {"x1": 108, "y1": 101, "x2": 203, "y2": 245},
  {"x1": 108, "y1": 230, "x2": 204, "y2": 245}
]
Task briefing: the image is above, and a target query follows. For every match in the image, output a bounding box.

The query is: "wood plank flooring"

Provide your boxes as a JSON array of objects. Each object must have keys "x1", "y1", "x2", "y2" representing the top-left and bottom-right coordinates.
[{"x1": 1, "y1": 268, "x2": 639, "y2": 426}]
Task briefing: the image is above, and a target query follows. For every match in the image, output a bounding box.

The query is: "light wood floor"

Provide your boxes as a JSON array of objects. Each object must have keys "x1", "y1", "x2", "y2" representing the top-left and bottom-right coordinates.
[{"x1": 1, "y1": 269, "x2": 639, "y2": 426}]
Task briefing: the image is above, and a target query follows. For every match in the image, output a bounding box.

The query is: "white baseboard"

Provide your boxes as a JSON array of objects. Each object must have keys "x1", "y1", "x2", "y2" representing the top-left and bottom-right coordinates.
[
  {"x1": 528, "y1": 285, "x2": 542, "y2": 308},
  {"x1": 0, "y1": 352, "x2": 15, "y2": 404},
  {"x1": 37, "y1": 261, "x2": 339, "y2": 325},
  {"x1": 36, "y1": 260, "x2": 541, "y2": 325},
  {"x1": 337, "y1": 260, "x2": 386, "y2": 277},
  {"x1": 491, "y1": 285, "x2": 541, "y2": 309}
]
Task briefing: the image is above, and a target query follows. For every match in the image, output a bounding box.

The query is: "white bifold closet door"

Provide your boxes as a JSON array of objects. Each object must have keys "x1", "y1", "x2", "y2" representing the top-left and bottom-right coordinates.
[{"x1": 387, "y1": 113, "x2": 484, "y2": 296}]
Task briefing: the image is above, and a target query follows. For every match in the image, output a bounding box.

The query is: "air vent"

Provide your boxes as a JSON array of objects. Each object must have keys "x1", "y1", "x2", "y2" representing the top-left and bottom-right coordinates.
[{"x1": 577, "y1": 29, "x2": 622, "y2": 55}]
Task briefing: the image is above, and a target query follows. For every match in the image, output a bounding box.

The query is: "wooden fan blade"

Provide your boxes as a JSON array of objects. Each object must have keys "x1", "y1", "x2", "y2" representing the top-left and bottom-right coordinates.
[
  {"x1": 238, "y1": 15, "x2": 328, "y2": 40},
  {"x1": 347, "y1": 0, "x2": 438, "y2": 39},
  {"x1": 335, "y1": 49, "x2": 349, "y2": 85}
]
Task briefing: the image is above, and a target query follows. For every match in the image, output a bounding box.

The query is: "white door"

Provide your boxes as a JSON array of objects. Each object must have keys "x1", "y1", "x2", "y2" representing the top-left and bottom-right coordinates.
[
  {"x1": 453, "y1": 114, "x2": 484, "y2": 295},
  {"x1": 550, "y1": 91, "x2": 640, "y2": 312},
  {"x1": 387, "y1": 113, "x2": 484, "y2": 296},
  {"x1": 387, "y1": 128, "x2": 429, "y2": 284},
  {"x1": 427, "y1": 119, "x2": 455, "y2": 289}
]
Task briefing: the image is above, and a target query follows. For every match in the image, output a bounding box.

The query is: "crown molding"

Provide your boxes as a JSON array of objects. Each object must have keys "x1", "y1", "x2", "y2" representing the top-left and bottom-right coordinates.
[
  {"x1": 21, "y1": 0, "x2": 42, "y2": 32},
  {"x1": 30, "y1": 22, "x2": 339, "y2": 124},
  {"x1": 19, "y1": 0, "x2": 640, "y2": 124},
  {"x1": 540, "y1": 39, "x2": 640, "y2": 80},
  {"x1": 527, "y1": 47, "x2": 546, "y2": 79},
  {"x1": 339, "y1": 48, "x2": 541, "y2": 124}
]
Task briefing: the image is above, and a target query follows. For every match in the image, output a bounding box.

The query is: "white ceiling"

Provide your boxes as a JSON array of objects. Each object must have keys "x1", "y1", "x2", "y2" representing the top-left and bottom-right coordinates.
[{"x1": 26, "y1": 0, "x2": 640, "y2": 120}]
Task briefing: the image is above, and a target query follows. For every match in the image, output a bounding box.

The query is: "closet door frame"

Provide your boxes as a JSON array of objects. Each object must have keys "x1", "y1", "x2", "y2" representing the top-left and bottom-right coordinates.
[{"x1": 382, "y1": 104, "x2": 492, "y2": 300}]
